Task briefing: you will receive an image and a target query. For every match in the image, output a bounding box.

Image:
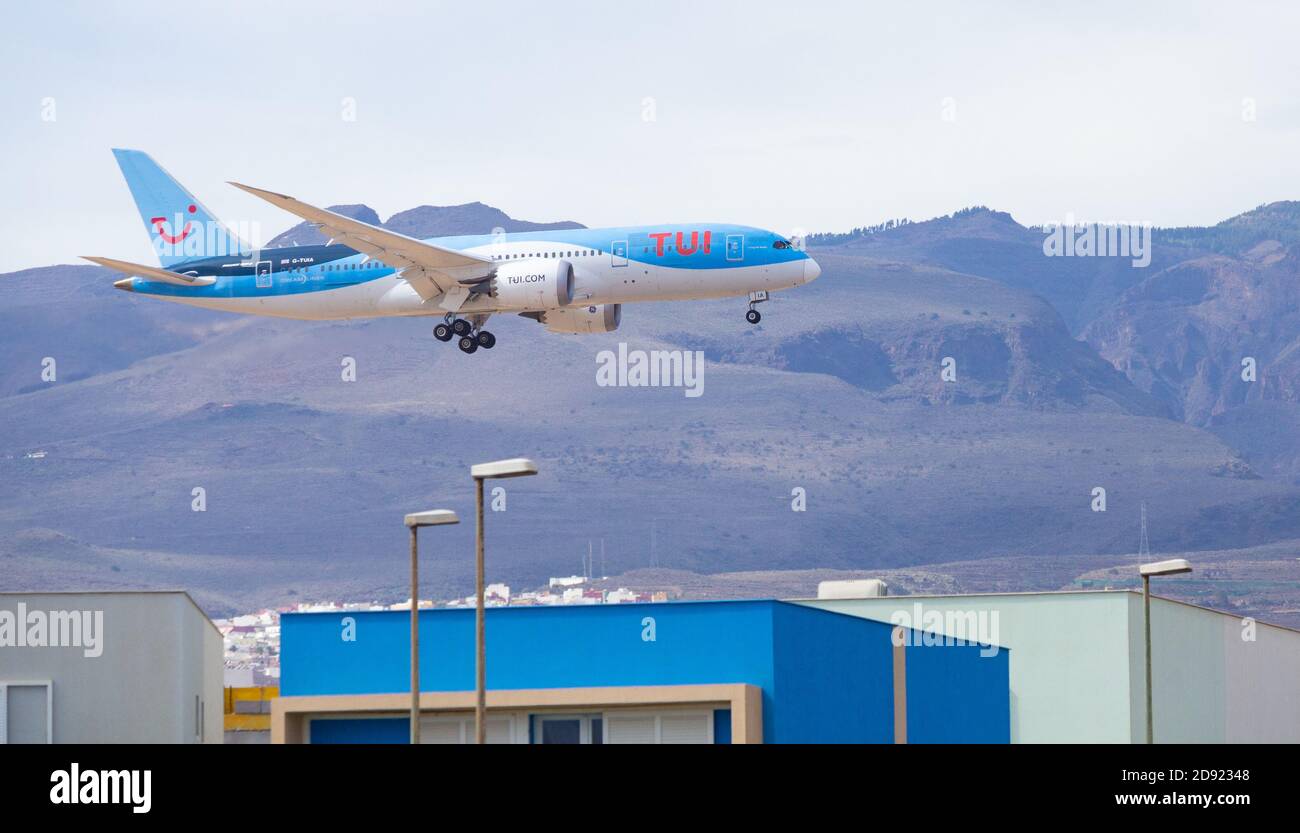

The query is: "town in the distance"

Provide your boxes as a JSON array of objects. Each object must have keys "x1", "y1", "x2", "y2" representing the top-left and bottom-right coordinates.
[{"x1": 220, "y1": 575, "x2": 673, "y2": 687}]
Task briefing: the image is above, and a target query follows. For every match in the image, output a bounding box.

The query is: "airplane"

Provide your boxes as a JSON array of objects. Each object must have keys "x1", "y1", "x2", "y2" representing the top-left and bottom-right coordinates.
[{"x1": 85, "y1": 150, "x2": 820, "y2": 354}]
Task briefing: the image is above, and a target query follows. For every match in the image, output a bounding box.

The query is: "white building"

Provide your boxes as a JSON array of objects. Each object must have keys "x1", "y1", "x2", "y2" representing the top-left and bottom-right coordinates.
[
  {"x1": 0, "y1": 590, "x2": 223, "y2": 743},
  {"x1": 800, "y1": 589, "x2": 1300, "y2": 743}
]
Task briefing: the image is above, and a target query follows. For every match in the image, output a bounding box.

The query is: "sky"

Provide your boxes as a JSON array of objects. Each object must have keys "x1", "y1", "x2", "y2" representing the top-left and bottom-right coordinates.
[{"x1": 2, "y1": 0, "x2": 1299, "y2": 272}]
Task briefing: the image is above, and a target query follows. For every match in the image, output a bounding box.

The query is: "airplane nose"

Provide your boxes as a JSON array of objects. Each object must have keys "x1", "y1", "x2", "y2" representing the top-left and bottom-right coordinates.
[
  {"x1": 113, "y1": 278, "x2": 134, "y2": 292},
  {"x1": 803, "y1": 258, "x2": 821, "y2": 283}
]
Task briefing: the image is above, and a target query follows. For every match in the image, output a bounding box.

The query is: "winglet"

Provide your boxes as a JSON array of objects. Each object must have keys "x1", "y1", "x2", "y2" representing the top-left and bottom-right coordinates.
[{"x1": 228, "y1": 181, "x2": 294, "y2": 202}]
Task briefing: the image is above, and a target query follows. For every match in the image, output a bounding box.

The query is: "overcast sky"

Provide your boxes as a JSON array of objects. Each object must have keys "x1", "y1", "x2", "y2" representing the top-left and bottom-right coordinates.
[{"x1": 2, "y1": 0, "x2": 1298, "y2": 271}]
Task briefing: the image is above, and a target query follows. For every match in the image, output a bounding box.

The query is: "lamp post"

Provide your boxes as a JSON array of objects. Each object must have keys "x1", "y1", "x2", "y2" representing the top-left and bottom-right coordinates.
[
  {"x1": 469, "y1": 458, "x2": 538, "y2": 744},
  {"x1": 403, "y1": 509, "x2": 459, "y2": 745},
  {"x1": 1139, "y1": 557, "x2": 1192, "y2": 744}
]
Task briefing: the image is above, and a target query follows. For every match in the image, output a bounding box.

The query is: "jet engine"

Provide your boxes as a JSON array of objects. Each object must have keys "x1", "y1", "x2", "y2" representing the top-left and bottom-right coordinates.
[
  {"x1": 536, "y1": 304, "x2": 622, "y2": 334},
  {"x1": 490, "y1": 259, "x2": 573, "y2": 310}
]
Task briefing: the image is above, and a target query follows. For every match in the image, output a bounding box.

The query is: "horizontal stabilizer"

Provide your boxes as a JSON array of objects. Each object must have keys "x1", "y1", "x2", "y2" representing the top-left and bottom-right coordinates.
[{"x1": 81, "y1": 255, "x2": 216, "y2": 286}]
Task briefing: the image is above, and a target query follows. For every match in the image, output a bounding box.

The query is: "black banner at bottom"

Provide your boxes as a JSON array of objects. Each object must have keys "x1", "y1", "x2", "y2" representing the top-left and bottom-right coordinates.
[{"x1": 0, "y1": 742, "x2": 1279, "y2": 818}]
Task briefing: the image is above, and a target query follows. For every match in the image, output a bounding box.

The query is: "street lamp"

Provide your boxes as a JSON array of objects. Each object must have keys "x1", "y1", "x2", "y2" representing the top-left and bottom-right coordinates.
[
  {"x1": 404, "y1": 509, "x2": 459, "y2": 745},
  {"x1": 1139, "y1": 557, "x2": 1192, "y2": 744},
  {"x1": 469, "y1": 458, "x2": 538, "y2": 744}
]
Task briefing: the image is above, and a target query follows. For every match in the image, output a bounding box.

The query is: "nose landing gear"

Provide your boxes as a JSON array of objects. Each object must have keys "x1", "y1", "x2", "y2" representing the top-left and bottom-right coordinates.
[{"x1": 746, "y1": 290, "x2": 768, "y2": 324}]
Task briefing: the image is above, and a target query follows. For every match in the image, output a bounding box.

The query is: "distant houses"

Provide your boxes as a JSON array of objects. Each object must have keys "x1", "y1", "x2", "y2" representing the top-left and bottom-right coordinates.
[{"x1": 215, "y1": 577, "x2": 675, "y2": 683}]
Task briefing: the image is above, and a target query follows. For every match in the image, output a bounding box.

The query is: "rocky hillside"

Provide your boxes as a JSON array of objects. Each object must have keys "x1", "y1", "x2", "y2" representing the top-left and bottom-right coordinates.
[
  {"x1": 1082, "y1": 248, "x2": 1300, "y2": 425},
  {"x1": 672, "y1": 254, "x2": 1166, "y2": 416},
  {"x1": 817, "y1": 202, "x2": 1300, "y2": 485}
]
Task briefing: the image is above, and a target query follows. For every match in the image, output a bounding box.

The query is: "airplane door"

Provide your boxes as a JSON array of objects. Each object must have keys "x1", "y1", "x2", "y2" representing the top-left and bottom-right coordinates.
[
  {"x1": 725, "y1": 234, "x2": 744, "y2": 262},
  {"x1": 611, "y1": 240, "x2": 628, "y2": 267},
  {"x1": 255, "y1": 260, "x2": 273, "y2": 288}
]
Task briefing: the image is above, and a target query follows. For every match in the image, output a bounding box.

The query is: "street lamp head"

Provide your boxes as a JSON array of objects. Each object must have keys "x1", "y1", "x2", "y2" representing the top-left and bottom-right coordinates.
[
  {"x1": 1139, "y1": 558, "x2": 1192, "y2": 577},
  {"x1": 404, "y1": 509, "x2": 460, "y2": 528},
  {"x1": 470, "y1": 458, "x2": 538, "y2": 480}
]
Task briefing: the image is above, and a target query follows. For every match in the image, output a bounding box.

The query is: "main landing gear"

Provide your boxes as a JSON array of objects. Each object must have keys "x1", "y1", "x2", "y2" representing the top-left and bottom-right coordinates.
[
  {"x1": 745, "y1": 290, "x2": 768, "y2": 325},
  {"x1": 435, "y1": 315, "x2": 496, "y2": 354}
]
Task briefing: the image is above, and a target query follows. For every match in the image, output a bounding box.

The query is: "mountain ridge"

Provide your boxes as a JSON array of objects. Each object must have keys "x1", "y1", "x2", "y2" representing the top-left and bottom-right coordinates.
[{"x1": 266, "y1": 201, "x2": 585, "y2": 247}]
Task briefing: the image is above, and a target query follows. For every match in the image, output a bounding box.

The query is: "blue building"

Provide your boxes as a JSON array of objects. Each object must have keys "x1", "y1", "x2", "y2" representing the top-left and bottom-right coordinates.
[{"x1": 274, "y1": 599, "x2": 1009, "y2": 744}]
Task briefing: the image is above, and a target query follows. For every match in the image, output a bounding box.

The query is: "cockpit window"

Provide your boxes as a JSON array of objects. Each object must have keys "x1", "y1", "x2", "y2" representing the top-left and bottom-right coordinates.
[{"x1": 773, "y1": 239, "x2": 791, "y2": 249}]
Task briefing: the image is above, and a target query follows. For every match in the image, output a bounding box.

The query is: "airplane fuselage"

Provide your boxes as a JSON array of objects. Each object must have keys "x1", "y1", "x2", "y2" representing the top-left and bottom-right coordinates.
[{"x1": 117, "y1": 224, "x2": 820, "y2": 320}]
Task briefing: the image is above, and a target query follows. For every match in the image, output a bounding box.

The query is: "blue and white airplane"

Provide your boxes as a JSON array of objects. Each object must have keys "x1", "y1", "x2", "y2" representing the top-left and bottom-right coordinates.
[{"x1": 86, "y1": 150, "x2": 820, "y2": 353}]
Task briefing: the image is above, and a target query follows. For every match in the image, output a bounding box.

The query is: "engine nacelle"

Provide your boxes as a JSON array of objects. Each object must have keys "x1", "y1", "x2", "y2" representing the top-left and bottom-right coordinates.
[
  {"x1": 490, "y1": 259, "x2": 573, "y2": 310},
  {"x1": 540, "y1": 304, "x2": 622, "y2": 334}
]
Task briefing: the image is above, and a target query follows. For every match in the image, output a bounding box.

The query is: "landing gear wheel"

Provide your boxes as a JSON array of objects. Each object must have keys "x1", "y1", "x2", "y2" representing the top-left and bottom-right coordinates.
[
  {"x1": 746, "y1": 308, "x2": 762, "y2": 324},
  {"x1": 452, "y1": 318, "x2": 473, "y2": 336},
  {"x1": 458, "y1": 336, "x2": 479, "y2": 354},
  {"x1": 476, "y1": 330, "x2": 496, "y2": 349},
  {"x1": 433, "y1": 323, "x2": 453, "y2": 342}
]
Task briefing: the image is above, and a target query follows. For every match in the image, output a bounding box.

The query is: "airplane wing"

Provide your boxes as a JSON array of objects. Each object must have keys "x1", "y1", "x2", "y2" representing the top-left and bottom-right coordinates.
[
  {"x1": 81, "y1": 255, "x2": 216, "y2": 286},
  {"x1": 228, "y1": 182, "x2": 494, "y2": 301}
]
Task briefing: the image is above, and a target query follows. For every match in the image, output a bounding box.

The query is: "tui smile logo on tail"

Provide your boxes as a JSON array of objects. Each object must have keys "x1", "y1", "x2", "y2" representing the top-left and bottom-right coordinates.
[{"x1": 150, "y1": 203, "x2": 197, "y2": 243}]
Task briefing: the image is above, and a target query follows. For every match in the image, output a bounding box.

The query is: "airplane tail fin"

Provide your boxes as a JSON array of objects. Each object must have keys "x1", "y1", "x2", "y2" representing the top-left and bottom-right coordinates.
[{"x1": 111, "y1": 148, "x2": 249, "y2": 267}]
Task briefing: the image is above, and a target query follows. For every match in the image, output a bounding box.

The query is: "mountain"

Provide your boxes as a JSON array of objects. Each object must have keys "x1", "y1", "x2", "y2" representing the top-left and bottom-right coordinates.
[
  {"x1": 265, "y1": 201, "x2": 584, "y2": 247},
  {"x1": 811, "y1": 207, "x2": 1173, "y2": 332},
  {"x1": 1082, "y1": 249, "x2": 1300, "y2": 425},
  {"x1": 1078, "y1": 206, "x2": 1300, "y2": 484},
  {"x1": 1157, "y1": 201, "x2": 1300, "y2": 257},
  {"x1": 669, "y1": 254, "x2": 1166, "y2": 416},
  {"x1": 0, "y1": 265, "x2": 236, "y2": 400},
  {"x1": 384, "y1": 202, "x2": 584, "y2": 239},
  {"x1": 4, "y1": 201, "x2": 1300, "y2": 619},
  {"x1": 817, "y1": 203, "x2": 1300, "y2": 484}
]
